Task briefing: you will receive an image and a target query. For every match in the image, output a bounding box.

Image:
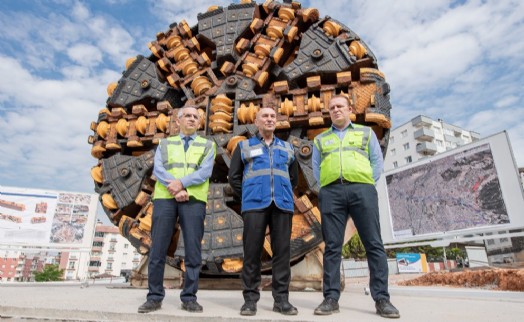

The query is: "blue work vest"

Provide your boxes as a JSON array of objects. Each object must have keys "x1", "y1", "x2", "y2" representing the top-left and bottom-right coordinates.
[{"x1": 240, "y1": 136, "x2": 295, "y2": 213}]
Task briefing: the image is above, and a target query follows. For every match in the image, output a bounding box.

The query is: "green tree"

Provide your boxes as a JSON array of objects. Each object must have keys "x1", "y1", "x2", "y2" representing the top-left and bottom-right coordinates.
[
  {"x1": 342, "y1": 233, "x2": 367, "y2": 259},
  {"x1": 34, "y1": 264, "x2": 64, "y2": 282}
]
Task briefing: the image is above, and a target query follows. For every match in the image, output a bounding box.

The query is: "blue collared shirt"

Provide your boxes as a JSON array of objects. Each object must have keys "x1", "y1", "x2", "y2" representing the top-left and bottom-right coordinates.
[
  {"x1": 153, "y1": 133, "x2": 215, "y2": 188},
  {"x1": 312, "y1": 122, "x2": 384, "y2": 185}
]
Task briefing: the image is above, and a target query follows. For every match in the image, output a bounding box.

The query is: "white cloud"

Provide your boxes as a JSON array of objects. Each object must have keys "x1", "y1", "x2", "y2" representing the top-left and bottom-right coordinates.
[
  {"x1": 151, "y1": 0, "x2": 233, "y2": 26},
  {"x1": 1, "y1": 0, "x2": 524, "y2": 206},
  {"x1": 67, "y1": 44, "x2": 103, "y2": 67},
  {"x1": 494, "y1": 96, "x2": 519, "y2": 109}
]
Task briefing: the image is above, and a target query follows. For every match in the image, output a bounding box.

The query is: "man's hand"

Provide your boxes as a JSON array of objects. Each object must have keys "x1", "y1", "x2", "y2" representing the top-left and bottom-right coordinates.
[
  {"x1": 174, "y1": 189, "x2": 189, "y2": 202},
  {"x1": 167, "y1": 179, "x2": 184, "y2": 196}
]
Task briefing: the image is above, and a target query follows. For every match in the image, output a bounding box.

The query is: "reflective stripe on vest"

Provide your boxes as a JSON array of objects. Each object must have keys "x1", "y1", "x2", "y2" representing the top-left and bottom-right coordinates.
[
  {"x1": 314, "y1": 125, "x2": 375, "y2": 187},
  {"x1": 154, "y1": 135, "x2": 214, "y2": 202}
]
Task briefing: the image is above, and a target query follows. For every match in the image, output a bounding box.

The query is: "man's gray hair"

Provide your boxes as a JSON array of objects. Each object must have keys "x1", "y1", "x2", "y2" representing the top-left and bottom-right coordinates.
[{"x1": 178, "y1": 105, "x2": 200, "y2": 119}]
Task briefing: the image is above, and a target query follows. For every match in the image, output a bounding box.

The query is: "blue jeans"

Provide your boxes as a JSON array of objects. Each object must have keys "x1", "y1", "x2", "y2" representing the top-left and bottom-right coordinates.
[
  {"x1": 147, "y1": 198, "x2": 205, "y2": 303},
  {"x1": 319, "y1": 183, "x2": 389, "y2": 302}
]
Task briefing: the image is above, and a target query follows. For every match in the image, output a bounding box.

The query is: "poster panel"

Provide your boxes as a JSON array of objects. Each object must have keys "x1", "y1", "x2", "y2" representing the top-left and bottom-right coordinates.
[
  {"x1": 0, "y1": 186, "x2": 98, "y2": 249},
  {"x1": 396, "y1": 253, "x2": 428, "y2": 273},
  {"x1": 378, "y1": 131, "x2": 524, "y2": 244}
]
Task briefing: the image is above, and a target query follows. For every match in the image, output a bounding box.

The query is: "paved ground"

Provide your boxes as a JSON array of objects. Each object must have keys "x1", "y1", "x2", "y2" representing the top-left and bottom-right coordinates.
[{"x1": 1, "y1": 276, "x2": 523, "y2": 322}]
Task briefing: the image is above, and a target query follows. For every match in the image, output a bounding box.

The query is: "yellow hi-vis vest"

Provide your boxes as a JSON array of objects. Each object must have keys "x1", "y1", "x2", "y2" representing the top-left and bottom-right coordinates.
[
  {"x1": 153, "y1": 135, "x2": 215, "y2": 202},
  {"x1": 314, "y1": 124, "x2": 375, "y2": 187}
]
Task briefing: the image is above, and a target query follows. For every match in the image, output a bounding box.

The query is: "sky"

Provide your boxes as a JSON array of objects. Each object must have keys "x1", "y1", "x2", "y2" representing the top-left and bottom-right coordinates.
[{"x1": 1, "y1": 0, "x2": 523, "y2": 223}]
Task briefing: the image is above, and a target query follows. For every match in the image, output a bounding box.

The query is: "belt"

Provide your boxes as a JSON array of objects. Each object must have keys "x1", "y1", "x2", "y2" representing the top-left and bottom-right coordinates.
[{"x1": 326, "y1": 178, "x2": 354, "y2": 186}]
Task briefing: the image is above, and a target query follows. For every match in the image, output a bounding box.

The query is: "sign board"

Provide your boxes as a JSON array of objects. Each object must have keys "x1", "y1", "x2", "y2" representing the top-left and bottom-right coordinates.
[
  {"x1": 396, "y1": 253, "x2": 428, "y2": 273},
  {"x1": 0, "y1": 186, "x2": 98, "y2": 250},
  {"x1": 378, "y1": 131, "x2": 524, "y2": 244}
]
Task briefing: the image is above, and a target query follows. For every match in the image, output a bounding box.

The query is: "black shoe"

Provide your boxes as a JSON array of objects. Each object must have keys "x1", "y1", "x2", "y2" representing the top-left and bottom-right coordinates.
[
  {"x1": 240, "y1": 301, "x2": 257, "y2": 316},
  {"x1": 273, "y1": 301, "x2": 298, "y2": 315},
  {"x1": 375, "y1": 299, "x2": 400, "y2": 318},
  {"x1": 137, "y1": 300, "x2": 162, "y2": 313},
  {"x1": 181, "y1": 300, "x2": 203, "y2": 313},
  {"x1": 314, "y1": 298, "x2": 339, "y2": 315}
]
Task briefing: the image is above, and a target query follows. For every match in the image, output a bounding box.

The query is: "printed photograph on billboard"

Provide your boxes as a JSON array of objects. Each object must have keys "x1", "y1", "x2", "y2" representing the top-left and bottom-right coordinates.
[
  {"x1": 378, "y1": 132, "x2": 524, "y2": 244},
  {"x1": 0, "y1": 186, "x2": 98, "y2": 249},
  {"x1": 387, "y1": 143, "x2": 508, "y2": 239}
]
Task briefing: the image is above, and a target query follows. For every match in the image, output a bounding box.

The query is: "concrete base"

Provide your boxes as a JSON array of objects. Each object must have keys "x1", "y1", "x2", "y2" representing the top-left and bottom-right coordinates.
[{"x1": 131, "y1": 247, "x2": 327, "y2": 291}]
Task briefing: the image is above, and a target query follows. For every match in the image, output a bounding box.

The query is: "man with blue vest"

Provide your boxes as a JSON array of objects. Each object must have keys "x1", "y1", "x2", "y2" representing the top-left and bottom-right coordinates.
[
  {"x1": 138, "y1": 105, "x2": 215, "y2": 314},
  {"x1": 312, "y1": 95, "x2": 400, "y2": 318},
  {"x1": 228, "y1": 107, "x2": 298, "y2": 316}
]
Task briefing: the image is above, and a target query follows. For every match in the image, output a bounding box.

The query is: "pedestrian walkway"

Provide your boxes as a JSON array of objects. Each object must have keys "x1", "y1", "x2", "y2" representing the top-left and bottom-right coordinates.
[{"x1": 0, "y1": 279, "x2": 523, "y2": 321}]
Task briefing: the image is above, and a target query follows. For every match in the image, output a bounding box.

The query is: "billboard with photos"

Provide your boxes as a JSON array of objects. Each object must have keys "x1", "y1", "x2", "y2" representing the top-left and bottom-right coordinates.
[
  {"x1": 378, "y1": 131, "x2": 524, "y2": 244},
  {"x1": 0, "y1": 186, "x2": 98, "y2": 249}
]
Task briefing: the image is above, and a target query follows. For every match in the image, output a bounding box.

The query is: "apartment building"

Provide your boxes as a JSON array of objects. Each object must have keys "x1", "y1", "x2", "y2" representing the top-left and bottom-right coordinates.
[
  {"x1": 519, "y1": 168, "x2": 524, "y2": 189},
  {"x1": 384, "y1": 115, "x2": 480, "y2": 171},
  {"x1": 85, "y1": 223, "x2": 141, "y2": 278},
  {"x1": 0, "y1": 250, "x2": 58, "y2": 282},
  {"x1": 2, "y1": 224, "x2": 141, "y2": 282}
]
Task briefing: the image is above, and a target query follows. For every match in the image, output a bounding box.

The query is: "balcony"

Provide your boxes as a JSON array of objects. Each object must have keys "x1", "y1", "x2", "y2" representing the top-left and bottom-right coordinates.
[
  {"x1": 88, "y1": 267, "x2": 99, "y2": 272},
  {"x1": 411, "y1": 115, "x2": 433, "y2": 127},
  {"x1": 471, "y1": 132, "x2": 481, "y2": 141},
  {"x1": 93, "y1": 236, "x2": 104, "y2": 242},
  {"x1": 416, "y1": 142, "x2": 437, "y2": 155},
  {"x1": 444, "y1": 134, "x2": 461, "y2": 144},
  {"x1": 414, "y1": 127, "x2": 435, "y2": 142},
  {"x1": 90, "y1": 256, "x2": 101, "y2": 262},
  {"x1": 92, "y1": 246, "x2": 102, "y2": 252}
]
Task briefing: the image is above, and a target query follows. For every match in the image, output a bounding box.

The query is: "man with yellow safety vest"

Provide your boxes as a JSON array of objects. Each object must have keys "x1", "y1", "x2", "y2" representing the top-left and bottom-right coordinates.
[
  {"x1": 138, "y1": 105, "x2": 216, "y2": 314},
  {"x1": 312, "y1": 95, "x2": 400, "y2": 319},
  {"x1": 228, "y1": 107, "x2": 298, "y2": 316}
]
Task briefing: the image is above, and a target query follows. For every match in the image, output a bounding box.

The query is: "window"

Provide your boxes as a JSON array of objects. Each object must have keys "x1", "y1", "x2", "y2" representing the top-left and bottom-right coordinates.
[
  {"x1": 390, "y1": 148, "x2": 396, "y2": 156},
  {"x1": 393, "y1": 161, "x2": 398, "y2": 168},
  {"x1": 405, "y1": 156, "x2": 412, "y2": 163},
  {"x1": 94, "y1": 232, "x2": 105, "y2": 238},
  {"x1": 124, "y1": 244, "x2": 129, "y2": 249},
  {"x1": 403, "y1": 143, "x2": 409, "y2": 150},
  {"x1": 401, "y1": 130, "x2": 408, "y2": 138},
  {"x1": 106, "y1": 263, "x2": 112, "y2": 269},
  {"x1": 390, "y1": 136, "x2": 395, "y2": 144},
  {"x1": 436, "y1": 140, "x2": 443, "y2": 147},
  {"x1": 93, "y1": 241, "x2": 103, "y2": 247},
  {"x1": 68, "y1": 262, "x2": 75, "y2": 269}
]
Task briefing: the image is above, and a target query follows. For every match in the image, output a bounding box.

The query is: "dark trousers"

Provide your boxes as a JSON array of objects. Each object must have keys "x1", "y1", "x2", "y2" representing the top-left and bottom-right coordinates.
[
  {"x1": 241, "y1": 203, "x2": 293, "y2": 303},
  {"x1": 147, "y1": 198, "x2": 205, "y2": 303},
  {"x1": 319, "y1": 183, "x2": 389, "y2": 302}
]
